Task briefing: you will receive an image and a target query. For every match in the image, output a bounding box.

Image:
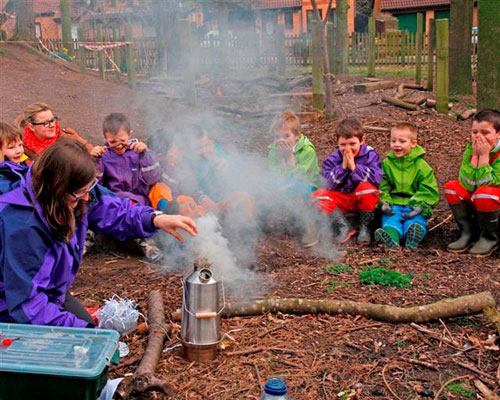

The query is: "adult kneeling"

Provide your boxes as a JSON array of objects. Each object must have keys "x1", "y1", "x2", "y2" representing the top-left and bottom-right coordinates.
[{"x1": 0, "y1": 138, "x2": 197, "y2": 328}]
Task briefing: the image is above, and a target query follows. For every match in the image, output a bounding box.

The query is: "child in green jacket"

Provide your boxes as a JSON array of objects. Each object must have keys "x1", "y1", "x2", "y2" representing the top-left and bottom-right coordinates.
[
  {"x1": 267, "y1": 110, "x2": 321, "y2": 247},
  {"x1": 375, "y1": 123, "x2": 439, "y2": 248}
]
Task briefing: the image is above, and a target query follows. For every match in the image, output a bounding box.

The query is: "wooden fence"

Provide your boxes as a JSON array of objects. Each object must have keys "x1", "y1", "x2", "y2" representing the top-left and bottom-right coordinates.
[{"x1": 38, "y1": 30, "x2": 478, "y2": 74}]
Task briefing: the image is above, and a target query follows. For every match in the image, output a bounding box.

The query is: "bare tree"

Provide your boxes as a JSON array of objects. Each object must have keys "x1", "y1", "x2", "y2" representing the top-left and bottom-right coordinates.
[
  {"x1": 14, "y1": 0, "x2": 35, "y2": 41},
  {"x1": 310, "y1": 0, "x2": 335, "y2": 119}
]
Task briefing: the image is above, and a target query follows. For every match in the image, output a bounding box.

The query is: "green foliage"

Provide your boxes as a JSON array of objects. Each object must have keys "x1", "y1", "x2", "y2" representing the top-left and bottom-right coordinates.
[
  {"x1": 465, "y1": 103, "x2": 476, "y2": 109},
  {"x1": 395, "y1": 340, "x2": 408, "y2": 347},
  {"x1": 449, "y1": 96, "x2": 461, "y2": 103},
  {"x1": 323, "y1": 263, "x2": 353, "y2": 275},
  {"x1": 359, "y1": 267, "x2": 413, "y2": 288},
  {"x1": 446, "y1": 382, "x2": 474, "y2": 398},
  {"x1": 378, "y1": 257, "x2": 392, "y2": 266},
  {"x1": 326, "y1": 280, "x2": 349, "y2": 291}
]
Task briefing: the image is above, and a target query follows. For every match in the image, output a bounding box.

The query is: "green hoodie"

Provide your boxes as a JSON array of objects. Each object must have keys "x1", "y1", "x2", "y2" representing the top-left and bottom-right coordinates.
[
  {"x1": 379, "y1": 145, "x2": 439, "y2": 218},
  {"x1": 458, "y1": 141, "x2": 500, "y2": 192},
  {"x1": 268, "y1": 134, "x2": 320, "y2": 189}
]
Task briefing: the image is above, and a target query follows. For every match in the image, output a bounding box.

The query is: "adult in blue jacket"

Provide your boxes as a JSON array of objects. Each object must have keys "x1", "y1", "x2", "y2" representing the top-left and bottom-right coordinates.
[{"x1": 0, "y1": 138, "x2": 197, "y2": 328}]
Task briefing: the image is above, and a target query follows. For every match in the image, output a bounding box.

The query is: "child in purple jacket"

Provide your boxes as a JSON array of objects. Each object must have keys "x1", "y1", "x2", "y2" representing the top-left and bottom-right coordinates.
[
  {"x1": 91, "y1": 113, "x2": 177, "y2": 262},
  {"x1": 311, "y1": 117, "x2": 382, "y2": 245}
]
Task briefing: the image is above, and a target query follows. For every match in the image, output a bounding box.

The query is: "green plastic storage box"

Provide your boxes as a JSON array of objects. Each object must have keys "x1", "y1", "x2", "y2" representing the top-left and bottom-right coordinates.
[{"x1": 0, "y1": 322, "x2": 119, "y2": 400}]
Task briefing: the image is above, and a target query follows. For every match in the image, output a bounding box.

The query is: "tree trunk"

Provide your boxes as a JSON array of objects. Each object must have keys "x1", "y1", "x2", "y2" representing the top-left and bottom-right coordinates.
[
  {"x1": 334, "y1": 0, "x2": 349, "y2": 75},
  {"x1": 415, "y1": 13, "x2": 423, "y2": 85},
  {"x1": 14, "y1": 0, "x2": 35, "y2": 41},
  {"x1": 60, "y1": 0, "x2": 73, "y2": 57},
  {"x1": 436, "y1": 18, "x2": 449, "y2": 114},
  {"x1": 172, "y1": 292, "x2": 495, "y2": 324},
  {"x1": 311, "y1": 19, "x2": 324, "y2": 111},
  {"x1": 449, "y1": 0, "x2": 473, "y2": 95},
  {"x1": 115, "y1": 291, "x2": 175, "y2": 399},
  {"x1": 477, "y1": 0, "x2": 500, "y2": 109}
]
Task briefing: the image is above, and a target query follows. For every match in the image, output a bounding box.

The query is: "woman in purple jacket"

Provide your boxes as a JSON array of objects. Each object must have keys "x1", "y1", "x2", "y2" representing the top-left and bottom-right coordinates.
[{"x1": 0, "y1": 138, "x2": 197, "y2": 328}]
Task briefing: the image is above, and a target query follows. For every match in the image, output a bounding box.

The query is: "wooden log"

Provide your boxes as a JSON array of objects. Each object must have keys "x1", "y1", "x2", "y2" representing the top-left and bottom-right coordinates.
[
  {"x1": 426, "y1": 98, "x2": 436, "y2": 108},
  {"x1": 458, "y1": 108, "x2": 477, "y2": 120},
  {"x1": 354, "y1": 80, "x2": 396, "y2": 93},
  {"x1": 436, "y1": 19, "x2": 449, "y2": 113},
  {"x1": 116, "y1": 291, "x2": 175, "y2": 399},
  {"x1": 171, "y1": 291, "x2": 496, "y2": 324},
  {"x1": 382, "y1": 96, "x2": 419, "y2": 110},
  {"x1": 403, "y1": 92, "x2": 428, "y2": 105}
]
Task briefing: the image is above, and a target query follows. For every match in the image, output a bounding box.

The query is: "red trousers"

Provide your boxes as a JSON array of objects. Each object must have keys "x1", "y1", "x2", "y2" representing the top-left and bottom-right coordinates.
[
  {"x1": 444, "y1": 180, "x2": 500, "y2": 212},
  {"x1": 311, "y1": 182, "x2": 380, "y2": 215}
]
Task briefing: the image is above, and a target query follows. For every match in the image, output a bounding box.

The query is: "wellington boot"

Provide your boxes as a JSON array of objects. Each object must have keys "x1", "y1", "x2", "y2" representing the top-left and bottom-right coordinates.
[
  {"x1": 357, "y1": 211, "x2": 374, "y2": 245},
  {"x1": 447, "y1": 202, "x2": 475, "y2": 253},
  {"x1": 330, "y1": 209, "x2": 356, "y2": 244},
  {"x1": 301, "y1": 222, "x2": 319, "y2": 248},
  {"x1": 469, "y1": 210, "x2": 499, "y2": 257},
  {"x1": 136, "y1": 238, "x2": 163, "y2": 264}
]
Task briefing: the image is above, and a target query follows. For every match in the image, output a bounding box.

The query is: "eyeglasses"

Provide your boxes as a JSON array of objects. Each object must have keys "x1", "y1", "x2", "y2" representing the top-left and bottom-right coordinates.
[
  {"x1": 70, "y1": 178, "x2": 98, "y2": 200},
  {"x1": 31, "y1": 116, "x2": 58, "y2": 127}
]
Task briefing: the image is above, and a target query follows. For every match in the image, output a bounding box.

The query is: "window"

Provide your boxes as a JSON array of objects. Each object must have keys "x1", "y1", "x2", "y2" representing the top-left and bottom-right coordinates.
[
  {"x1": 285, "y1": 10, "x2": 293, "y2": 30},
  {"x1": 35, "y1": 23, "x2": 41, "y2": 38}
]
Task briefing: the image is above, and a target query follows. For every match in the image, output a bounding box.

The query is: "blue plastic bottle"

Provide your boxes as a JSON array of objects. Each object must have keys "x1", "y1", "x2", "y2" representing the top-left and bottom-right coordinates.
[{"x1": 260, "y1": 377, "x2": 292, "y2": 400}]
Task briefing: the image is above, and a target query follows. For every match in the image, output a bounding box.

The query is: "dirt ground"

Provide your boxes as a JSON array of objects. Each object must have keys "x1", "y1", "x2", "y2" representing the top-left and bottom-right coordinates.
[{"x1": 1, "y1": 43, "x2": 499, "y2": 400}]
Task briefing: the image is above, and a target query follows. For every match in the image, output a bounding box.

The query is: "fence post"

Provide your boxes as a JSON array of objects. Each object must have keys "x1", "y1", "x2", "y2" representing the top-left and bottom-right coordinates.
[
  {"x1": 112, "y1": 24, "x2": 122, "y2": 79},
  {"x1": 436, "y1": 19, "x2": 449, "y2": 113},
  {"x1": 301, "y1": 32, "x2": 308, "y2": 66},
  {"x1": 276, "y1": 24, "x2": 286, "y2": 76},
  {"x1": 77, "y1": 27, "x2": 85, "y2": 74},
  {"x1": 427, "y1": 18, "x2": 435, "y2": 92},
  {"x1": 327, "y1": 22, "x2": 334, "y2": 74},
  {"x1": 415, "y1": 13, "x2": 423, "y2": 85},
  {"x1": 367, "y1": 16, "x2": 375, "y2": 77},
  {"x1": 125, "y1": 24, "x2": 136, "y2": 89},
  {"x1": 97, "y1": 25, "x2": 105, "y2": 80},
  {"x1": 400, "y1": 31, "x2": 406, "y2": 66},
  {"x1": 311, "y1": 20, "x2": 324, "y2": 110}
]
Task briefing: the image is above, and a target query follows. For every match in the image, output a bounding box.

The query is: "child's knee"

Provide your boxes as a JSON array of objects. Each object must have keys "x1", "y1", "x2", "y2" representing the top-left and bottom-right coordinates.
[{"x1": 471, "y1": 186, "x2": 500, "y2": 212}]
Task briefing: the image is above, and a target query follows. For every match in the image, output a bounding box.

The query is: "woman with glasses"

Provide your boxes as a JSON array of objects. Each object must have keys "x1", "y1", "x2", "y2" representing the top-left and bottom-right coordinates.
[
  {"x1": 16, "y1": 102, "x2": 94, "y2": 160},
  {"x1": 0, "y1": 138, "x2": 197, "y2": 328}
]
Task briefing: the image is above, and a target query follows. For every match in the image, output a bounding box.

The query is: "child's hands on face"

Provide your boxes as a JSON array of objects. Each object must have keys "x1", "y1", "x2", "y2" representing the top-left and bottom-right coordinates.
[
  {"x1": 342, "y1": 147, "x2": 356, "y2": 171},
  {"x1": 130, "y1": 141, "x2": 148, "y2": 154},
  {"x1": 90, "y1": 145, "x2": 107, "y2": 158},
  {"x1": 472, "y1": 134, "x2": 492, "y2": 157}
]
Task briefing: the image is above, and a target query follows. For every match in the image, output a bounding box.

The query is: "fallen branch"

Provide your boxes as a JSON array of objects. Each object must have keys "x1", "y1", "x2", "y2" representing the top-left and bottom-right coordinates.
[
  {"x1": 172, "y1": 292, "x2": 495, "y2": 324},
  {"x1": 354, "y1": 80, "x2": 396, "y2": 93},
  {"x1": 458, "y1": 109, "x2": 477, "y2": 120},
  {"x1": 473, "y1": 379, "x2": 500, "y2": 400},
  {"x1": 434, "y1": 375, "x2": 471, "y2": 400},
  {"x1": 382, "y1": 364, "x2": 403, "y2": 400},
  {"x1": 397, "y1": 357, "x2": 438, "y2": 371},
  {"x1": 428, "y1": 214, "x2": 453, "y2": 232},
  {"x1": 382, "y1": 96, "x2": 418, "y2": 111},
  {"x1": 115, "y1": 291, "x2": 175, "y2": 399},
  {"x1": 453, "y1": 360, "x2": 497, "y2": 387},
  {"x1": 364, "y1": 125, "x2": 390, "y2": 132}
]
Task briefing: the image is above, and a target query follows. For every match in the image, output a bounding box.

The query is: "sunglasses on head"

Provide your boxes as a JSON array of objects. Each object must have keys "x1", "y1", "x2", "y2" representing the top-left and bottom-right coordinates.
[
  {"x1": 31, "y1": 116, "x2": 58, "y2": 127},
  {"x1": 70, "y1": 178, "x2": 99, "y2": 200}
]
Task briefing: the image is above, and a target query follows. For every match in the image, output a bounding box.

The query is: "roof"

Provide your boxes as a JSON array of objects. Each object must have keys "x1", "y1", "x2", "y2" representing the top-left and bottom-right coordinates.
[
  {"x1": 254, "y1": 0, "x2": 302, "y2": 10},
  {"x1": 380, "y1": 0, "x2": 450, "y2": 11},
  {"x1": 34, "y1": 0, "x2": 61, "y2": 15}
]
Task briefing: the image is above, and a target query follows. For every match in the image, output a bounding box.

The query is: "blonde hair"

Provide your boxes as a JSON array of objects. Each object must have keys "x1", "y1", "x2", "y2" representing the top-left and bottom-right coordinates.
[
  {"x1": 15, "y1": 102, "x2": 55, "y2": 130},
  {"x1": 392, "y1": 122, "x2": 418, "y2": 140},
  {"x1": 0, "y1": 122, "x2": 23, "y2": 148},
  {"x1": 271, "y1": 110, "x2": 301, "y2": 137}
]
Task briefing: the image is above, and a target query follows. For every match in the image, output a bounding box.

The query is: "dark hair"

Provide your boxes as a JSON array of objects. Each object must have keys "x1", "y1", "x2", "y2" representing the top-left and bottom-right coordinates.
[
  {"x1": 147, "y1": 129, "x2": 172, "y2": 153},
  {"x1": 0, "y1": 122, "x2": 23, "y2": 148},
  {"x1": 31, "y1": 138, "x2": 97, "y2": 242},
  {"x1": 473, "y1": 109, "x2": 500, "y2": 132},
  {"x1": 102, "y1": 113, "x2": 131, "y2": 137},
  {"x1": 336, "y1": 117, "x2": 364, "y2": 140},
  {"x1": 392, "y1": 122, "x2": 418, "y2": 140}
]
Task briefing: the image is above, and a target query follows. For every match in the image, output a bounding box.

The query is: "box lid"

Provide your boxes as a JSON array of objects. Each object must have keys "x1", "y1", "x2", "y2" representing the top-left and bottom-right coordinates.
[{"x1": 0, "y1": 323, "x2": 120, "y2": 379}]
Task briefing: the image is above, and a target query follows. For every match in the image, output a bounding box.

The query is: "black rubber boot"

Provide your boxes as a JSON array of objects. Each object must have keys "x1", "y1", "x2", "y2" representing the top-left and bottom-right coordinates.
[
  {"x1": 357, "y1": 211, "x2": 374, "y2": 245},
  {"x1": 330, "y1": 209, "x2": 356, "y2": 244},
  {"x1": 469, "y1": 210, "x2": 499, "y2": 257},
  {"x1": 447, "y1": 202, "x2": 475, "y2": 253}
]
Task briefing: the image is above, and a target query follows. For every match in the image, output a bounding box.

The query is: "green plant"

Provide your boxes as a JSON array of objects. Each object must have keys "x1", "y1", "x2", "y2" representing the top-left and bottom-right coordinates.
[
  {"x1": 449, "y1": 96, "x2": 460, "y2": 103},
  {"x1": 359, "y1": 267, "x2": 413, "y2": 288},
  {"x1": 378, "y1": 257, "x2": 392, "y2": 266},
  {"x1": 323, "y1": 263, "x2": 353, "y2": 275},
  {"x1": 465, "y1": 103, "x2": 476, "y2": 109},
  {"x1": 326, "y1": 280, "x2": 349, "y2": 291},
  {"x1": 395, "y1": 340, "x2": 408, "y2": 347},
  {"x1": 446, "y1": 382, "x2": 474, "y2": 398}
]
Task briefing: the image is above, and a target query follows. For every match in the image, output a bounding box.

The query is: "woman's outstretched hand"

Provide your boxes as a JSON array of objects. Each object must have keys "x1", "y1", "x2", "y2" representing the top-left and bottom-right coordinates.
[{"x1": 153, "y1": 214, "x2": 198, "y2": 243}]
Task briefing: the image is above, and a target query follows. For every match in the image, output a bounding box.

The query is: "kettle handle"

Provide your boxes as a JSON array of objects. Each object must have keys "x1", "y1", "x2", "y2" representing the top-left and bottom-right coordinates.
[{"x1": 181, "y1": 278, "x2": 226, "y2": 317}]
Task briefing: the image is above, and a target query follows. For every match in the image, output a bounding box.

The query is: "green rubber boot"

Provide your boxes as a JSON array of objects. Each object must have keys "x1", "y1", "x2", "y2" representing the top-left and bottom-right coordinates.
[
  {"x1": 447, "y1": 202, "x2": 475, "y2": 253},
  {"x1": 469, "y1": 210, "x2": 499, "y2": 257}
]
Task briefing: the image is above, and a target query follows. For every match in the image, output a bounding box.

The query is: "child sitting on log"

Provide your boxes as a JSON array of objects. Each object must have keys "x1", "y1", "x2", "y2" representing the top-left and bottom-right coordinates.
[
  {"x1": 311, "y1": 117, "x2": 382, "y2": 245},
  {"x1": 375, "y1": 122, "x2": 439, "y2": 249},
  {"x1": 267, "y1": 110, "x2": 321, "y2": 248},
  {"x1": 444, "y1": 109, "x2": 500, "y2": 257},
  {"x1": 91, "y1": 113, "x2": 176, "y2": 263}
]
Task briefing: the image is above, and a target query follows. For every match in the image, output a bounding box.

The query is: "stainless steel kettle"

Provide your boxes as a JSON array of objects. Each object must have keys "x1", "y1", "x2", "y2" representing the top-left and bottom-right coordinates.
[{"x1": 180, "y1": 266, "x2": 224, "y2": 348}]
